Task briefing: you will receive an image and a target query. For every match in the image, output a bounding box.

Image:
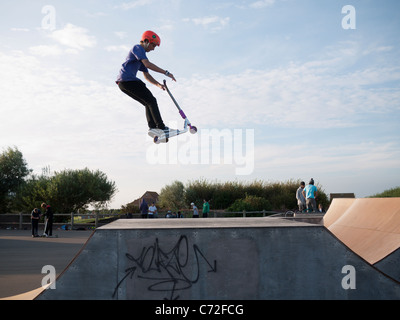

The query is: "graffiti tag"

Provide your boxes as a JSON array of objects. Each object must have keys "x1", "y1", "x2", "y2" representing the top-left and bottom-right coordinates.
[{"x1": 113, "y1": 235, "x2": 217, "y2": 300}]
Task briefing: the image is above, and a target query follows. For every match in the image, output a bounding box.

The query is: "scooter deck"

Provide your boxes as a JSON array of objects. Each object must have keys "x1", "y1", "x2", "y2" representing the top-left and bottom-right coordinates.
[{"x1": 148, "y1": 127, "x2": 188, "y2": 144}]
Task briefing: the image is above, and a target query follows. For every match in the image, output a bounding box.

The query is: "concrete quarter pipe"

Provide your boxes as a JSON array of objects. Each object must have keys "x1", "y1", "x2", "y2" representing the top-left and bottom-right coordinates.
[{"x1": 36, "y1": 211, "x2": 400, "y2": 300}]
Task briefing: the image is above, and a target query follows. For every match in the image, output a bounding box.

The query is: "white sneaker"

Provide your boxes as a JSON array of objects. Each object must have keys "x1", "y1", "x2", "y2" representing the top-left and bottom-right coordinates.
[
  {"x1": 148, "y1": 128, "x2": 163, "y2": 137},
  {"x1": 148, "y1": 127, "x2": 173, "y2": 137}
]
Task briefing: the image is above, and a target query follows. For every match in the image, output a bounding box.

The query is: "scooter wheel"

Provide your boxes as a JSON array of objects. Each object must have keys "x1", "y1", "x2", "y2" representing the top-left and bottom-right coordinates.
[
  {"x1": 190, "y1": 126, "x2": 198, "y2": 134},
  {"x1": 154, "y1": 136, "x2": 160, "y2": 144}
]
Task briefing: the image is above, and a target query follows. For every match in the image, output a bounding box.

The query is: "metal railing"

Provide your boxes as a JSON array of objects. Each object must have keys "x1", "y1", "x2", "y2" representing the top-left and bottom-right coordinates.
[
  {"x1": 0, "y1": 210, "x2": 279, "y2": 230},
  {"x1": 0, "y1": 212, "x2": 126, "y2": 230}
]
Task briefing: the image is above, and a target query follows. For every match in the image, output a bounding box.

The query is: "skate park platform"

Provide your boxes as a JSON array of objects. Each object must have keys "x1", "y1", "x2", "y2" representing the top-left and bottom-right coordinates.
[{"x1": 35, "y1": 199, "x2": 400, "y2": 300}]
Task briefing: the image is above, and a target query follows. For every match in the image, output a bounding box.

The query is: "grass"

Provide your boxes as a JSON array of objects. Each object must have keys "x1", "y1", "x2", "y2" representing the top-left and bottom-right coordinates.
[
  {"x1": 369, "y1": 186, "x2": 400, "y2": 198},
  {"x1": 73, "y1": 216, "x2": 114, "y2": 224}
]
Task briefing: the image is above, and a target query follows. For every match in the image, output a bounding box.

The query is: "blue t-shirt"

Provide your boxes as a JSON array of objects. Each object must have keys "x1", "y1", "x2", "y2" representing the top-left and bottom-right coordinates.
[
  {"x1": 117, "y1": 44, "x2": 149, "y2": 82},
  {"x1": 304, "y1": 184, "x2": 317, "y2": 199}
]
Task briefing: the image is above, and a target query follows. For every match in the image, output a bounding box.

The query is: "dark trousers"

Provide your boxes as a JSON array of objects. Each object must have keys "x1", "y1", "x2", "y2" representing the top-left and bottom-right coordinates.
[
  {"x1": 306, "y1": 198, "x2": 317, "y2": 213},
  {"x1": 118, "y1": 80, "x2": 165, "y2": 129},
  {"x1": 44, "y1": 218, "x2": 53, "y2": 236},
  {"x1": 32, "y1": 219, "x2": 39, "y2": 236}
]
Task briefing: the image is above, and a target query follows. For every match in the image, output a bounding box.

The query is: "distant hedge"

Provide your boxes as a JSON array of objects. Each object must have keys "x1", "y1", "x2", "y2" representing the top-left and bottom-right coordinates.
[
  {"x1": 180, "y1": 178, "x2": 329, "y2": 212},
  {"x1": 369, "y1": 186, "x2": 400, "y2": 198}
]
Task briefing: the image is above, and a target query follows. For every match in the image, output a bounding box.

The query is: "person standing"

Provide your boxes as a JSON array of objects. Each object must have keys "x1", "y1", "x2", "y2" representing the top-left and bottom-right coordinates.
[
  {"x1": 302, "y1": 178, "x2": 318, "y2": 213},
  {"x1": 31, "y1": 208, "x2": 41, "y2": 237},
  {"x1": 296, "y1": 181, "x2": 306, "y2": 212},
  {"x1": 202, "y1": 199, "x2": 210, "y2": 218},
  {"x1": 191, "y1": 202, "x2": 199, "y2": 218},
  {"x1": 140, "y1": 199, "x2": 149, "y2": 219},
  {"x1": 148, "y1": 202, "x2": 158, "y2": 218},
  {"x1": 41, "y1": 202, "x2": 53, "y2": 237}
]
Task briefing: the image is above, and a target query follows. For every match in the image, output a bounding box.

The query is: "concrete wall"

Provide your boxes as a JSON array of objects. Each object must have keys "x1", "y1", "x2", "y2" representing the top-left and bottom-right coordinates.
[{"x1": 37, "y1": 218, "x2": 400, "y2": 300}]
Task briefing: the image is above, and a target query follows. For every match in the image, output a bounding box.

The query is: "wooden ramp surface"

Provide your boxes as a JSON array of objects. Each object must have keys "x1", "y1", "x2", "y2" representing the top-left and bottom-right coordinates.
[{"x1": 324, "y1": 198, "x2": 400, "y2": 264}]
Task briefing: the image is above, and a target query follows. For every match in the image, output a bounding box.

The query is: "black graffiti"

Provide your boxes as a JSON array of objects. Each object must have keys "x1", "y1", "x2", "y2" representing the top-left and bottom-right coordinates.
[{"x1": 113, "y1": 235, "x2": 217, "y2": 300}]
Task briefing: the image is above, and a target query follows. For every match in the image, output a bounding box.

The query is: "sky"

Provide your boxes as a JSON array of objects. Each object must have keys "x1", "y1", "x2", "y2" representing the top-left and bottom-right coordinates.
[{"x1": 1, "y1": 0, "x2": 399, "y2": 209}]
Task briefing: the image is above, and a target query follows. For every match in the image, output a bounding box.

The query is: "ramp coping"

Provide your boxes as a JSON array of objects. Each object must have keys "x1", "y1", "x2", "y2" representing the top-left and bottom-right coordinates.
[{"x1": 98, "y1": 217, "x2": 320, "y2": 230}]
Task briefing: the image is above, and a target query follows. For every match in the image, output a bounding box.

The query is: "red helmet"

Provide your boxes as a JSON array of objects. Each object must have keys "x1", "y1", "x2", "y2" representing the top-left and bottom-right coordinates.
[{"x1": 141, "y1": 30, "x2": 161, "y2": 46}]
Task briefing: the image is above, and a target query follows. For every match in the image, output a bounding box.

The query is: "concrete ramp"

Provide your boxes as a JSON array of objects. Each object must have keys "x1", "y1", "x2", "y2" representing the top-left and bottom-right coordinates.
[{"x1": 36, "y1": 218, "x2": 400, "y2": 300}]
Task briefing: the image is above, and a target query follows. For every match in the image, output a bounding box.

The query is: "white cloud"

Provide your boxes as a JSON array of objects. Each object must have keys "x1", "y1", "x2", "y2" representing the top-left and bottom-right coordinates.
[
  {"x1": 105, "y1": 45, "x2": 131, "y2": 53},
  {"x1": 255, "y1": 142, "x2": 400, "y2": 174},
  {"x1": 0, "y1": 50, "x2": 144, "y2": 160},
  {"x1": 85, "y1": 11, "x2": 107, "y2": 18},
  {"x1": 114, "y1": 31, "x2": 128, "y2": 39},
  {"x1": 10, "y1": 28, "x2": 30, "y2": 32},
  {"x1": 362, "y1": 45, "x2": 393, "y2": 56},
  {"x1": 117, "y1": 0, "x2": 154, "y2": 10},
  {"x1": 184, "y1": 16, "x2": 230, "y2": 32},
  {"x1": 49, "y1": 23, "x2": 97, "y2": 51},
  {"x1": 250, "y1": 0, "x2": 276, "y2": 9},
  {"x1": 169, "y1": 51, "x2": 400, "y2": 130},
  {"x1": 29, "y1": 45, "x2": 63, "y2": 56}
]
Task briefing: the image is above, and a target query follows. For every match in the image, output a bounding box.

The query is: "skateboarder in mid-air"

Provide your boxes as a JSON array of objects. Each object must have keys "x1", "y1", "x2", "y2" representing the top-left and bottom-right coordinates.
[{"x1": 116, "y1": 30, "x2": 176, "y2": 137}]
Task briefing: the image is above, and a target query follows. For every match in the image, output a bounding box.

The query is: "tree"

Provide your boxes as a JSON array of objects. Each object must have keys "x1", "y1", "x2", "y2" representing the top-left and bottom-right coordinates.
[
  {"x1": 185, "y1": 178, "x2": 217, "y2": 208},
  {"x1": 47, "y1": 168, "x2": 117, "y2": 212},
  {"x1": 14, "y1": 167, "x2": 117, "y2": 213},
  {"x1": 0, "y1": 147, "x2": 31, "y2": 212},
  {"x1": 13, "y1": 172, "x2": 51, "y2": 213},
  {"x1": 158, "y1": 181, "x2": 186, "y2": 210}
]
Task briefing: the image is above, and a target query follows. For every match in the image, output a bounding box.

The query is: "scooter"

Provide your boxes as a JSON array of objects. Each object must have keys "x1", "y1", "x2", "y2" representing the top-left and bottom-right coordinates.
[{"x1": 148, "y1": 80, "x2": 198, "y2": 144}]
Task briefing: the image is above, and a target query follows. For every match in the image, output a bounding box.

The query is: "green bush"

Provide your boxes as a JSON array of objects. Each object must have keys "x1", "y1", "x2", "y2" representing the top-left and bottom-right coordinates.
[
  {"x1": 227, "y1": 194, "x2": 272, "y2": 212},
  {"x1": 369, "y1": 186, "x2": 400, "y2": 198},
  {"x1": 183, "y1": 178, "x2": 329, "y2": 211}
]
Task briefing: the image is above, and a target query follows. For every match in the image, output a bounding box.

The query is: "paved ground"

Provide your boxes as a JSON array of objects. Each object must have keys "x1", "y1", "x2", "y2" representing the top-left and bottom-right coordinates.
[{"x1": 0, "y1": 227, "x2": 93, "y2": 299}]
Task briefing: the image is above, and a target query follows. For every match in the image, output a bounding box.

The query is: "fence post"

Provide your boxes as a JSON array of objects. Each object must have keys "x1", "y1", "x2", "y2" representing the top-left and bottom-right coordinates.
[
  {"x1": 95, "y1": 211, "x2": 99, "y2": 229},
  {"x1": 19, "y1": 212, "x2": 23, "y2": 230},
  {"x1": 243, "y1": 210, "x2": 246, "y2": 218},
  {"x1": 70, "y1": 212, "x2": 74, "y2": 230},
  {"x1": 263, "y1": 210, "x2": 266, "y2": 217}
]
